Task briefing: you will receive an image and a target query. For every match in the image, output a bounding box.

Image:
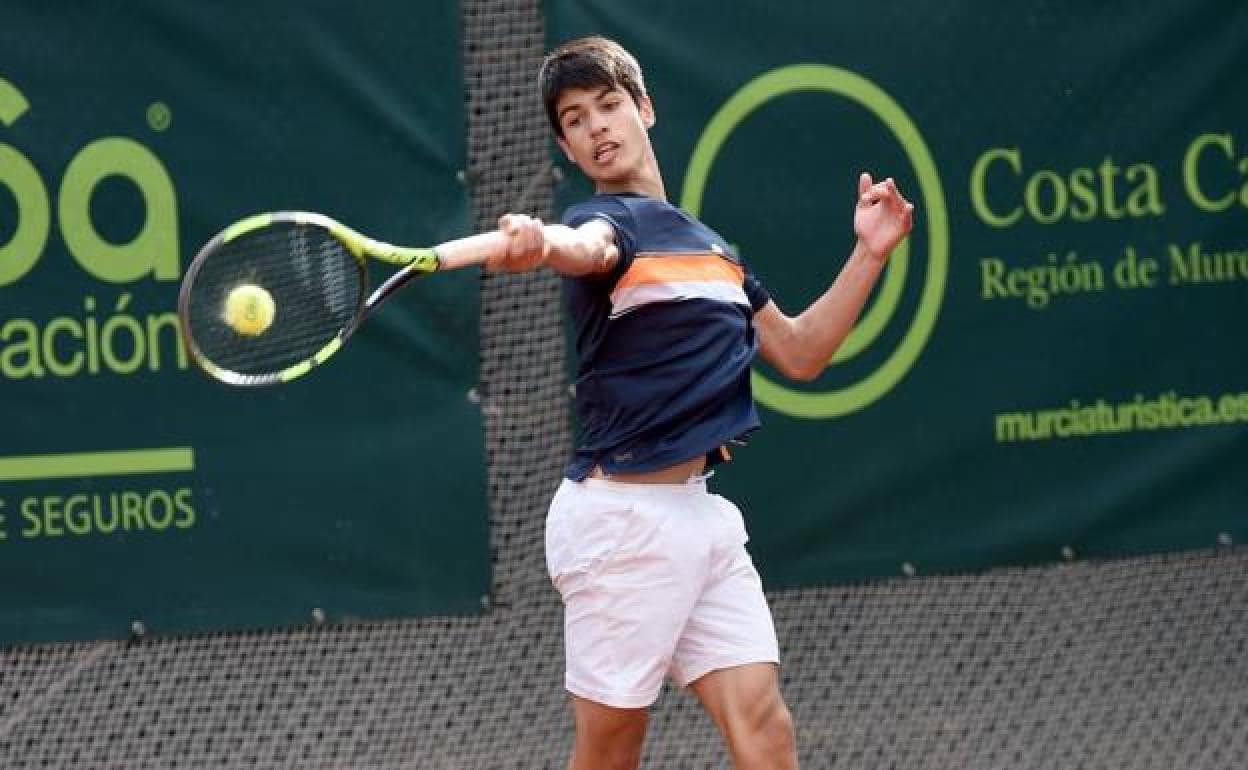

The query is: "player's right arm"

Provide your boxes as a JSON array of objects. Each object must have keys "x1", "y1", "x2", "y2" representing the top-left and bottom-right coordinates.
[{"x1": 486, "y1": 213, "x2": 619, "y2": 277}]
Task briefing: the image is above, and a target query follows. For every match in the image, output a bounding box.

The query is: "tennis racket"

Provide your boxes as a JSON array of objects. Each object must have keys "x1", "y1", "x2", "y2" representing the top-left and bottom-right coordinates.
[{"x1": 177, "y1": 211, "x2": 505, "y2": 386}]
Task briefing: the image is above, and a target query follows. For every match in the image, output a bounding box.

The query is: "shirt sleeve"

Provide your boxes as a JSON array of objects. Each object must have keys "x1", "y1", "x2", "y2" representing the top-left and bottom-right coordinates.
[
  {"x1": 561, "y1": 197, "x2": 638, "y2": 285},
  {"x1": 742, "y1": 263, "x2": 771, "y2": 312}
]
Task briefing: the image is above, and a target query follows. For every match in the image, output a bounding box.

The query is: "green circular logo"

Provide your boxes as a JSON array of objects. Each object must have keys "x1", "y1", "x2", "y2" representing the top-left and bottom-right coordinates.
[{"x1": 681, "y1": 65, "x2": 948, "y2": 419}]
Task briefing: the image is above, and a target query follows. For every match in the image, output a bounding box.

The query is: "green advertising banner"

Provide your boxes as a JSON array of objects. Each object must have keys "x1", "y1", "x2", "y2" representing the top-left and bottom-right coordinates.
[
  {"x1": 550, "y1": 2, "x2": 1248, "y2": 585},
  {"x1": 1, "y1": 3, "x2": 487, "y2": 644}
]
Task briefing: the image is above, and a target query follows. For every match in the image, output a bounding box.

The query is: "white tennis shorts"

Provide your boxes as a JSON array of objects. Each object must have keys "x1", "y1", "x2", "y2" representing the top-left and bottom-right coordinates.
[{"x1": 545, "y1": 475, "x2": 780, "y2": 709}]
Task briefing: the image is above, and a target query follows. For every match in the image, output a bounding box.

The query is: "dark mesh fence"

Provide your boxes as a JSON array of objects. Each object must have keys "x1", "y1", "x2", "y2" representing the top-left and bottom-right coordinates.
[{"x1": 2, "y1": 2, "x2": 1246, "y2": 767}]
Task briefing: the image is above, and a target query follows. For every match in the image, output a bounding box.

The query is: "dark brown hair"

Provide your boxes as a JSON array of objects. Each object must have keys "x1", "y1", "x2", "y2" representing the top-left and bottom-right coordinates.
[{"x1": 539, "y1": 36, "x2": 647, "y2": 137}]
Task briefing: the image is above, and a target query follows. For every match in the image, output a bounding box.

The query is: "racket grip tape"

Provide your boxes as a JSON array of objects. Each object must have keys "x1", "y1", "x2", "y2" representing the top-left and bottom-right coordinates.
[{"x1": 434, "y1": 230, "x2": 511, "y2": 271}]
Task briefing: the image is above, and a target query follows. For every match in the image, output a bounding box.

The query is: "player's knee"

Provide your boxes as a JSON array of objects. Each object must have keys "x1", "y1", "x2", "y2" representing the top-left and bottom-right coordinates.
[
  {"x1": 573, "y1": 733, "x2": 644, "y2": 770},
  {"x1": 759, "y1": 700, "x2": 796, "y2": 757},
  {"x1": 573, "y1": 715, "x2": 646, "y2": 770},
  {"x1": 598, "y1": 741, "x2": 644, "y2": 770},
  {"x1": 731, "y1": 695, "x2": 796, "y2": 767}
]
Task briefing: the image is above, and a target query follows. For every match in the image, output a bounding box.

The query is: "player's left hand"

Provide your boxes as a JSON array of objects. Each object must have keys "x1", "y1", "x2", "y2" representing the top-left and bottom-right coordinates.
[{"x1": 853, "y1": 172, "x2": 915, "y2": 263}]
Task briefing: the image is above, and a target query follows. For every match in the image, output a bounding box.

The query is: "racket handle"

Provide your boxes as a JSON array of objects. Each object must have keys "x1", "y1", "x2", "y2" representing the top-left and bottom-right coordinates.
[{"x1": 434, "y1": 230, "x2": 510, "y2": 271}]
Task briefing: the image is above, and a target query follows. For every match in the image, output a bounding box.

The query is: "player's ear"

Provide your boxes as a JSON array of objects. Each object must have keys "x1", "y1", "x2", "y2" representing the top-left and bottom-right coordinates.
[
  {"x1": 555, "y1": 135, "x2": 576, "y2": 165},
  {"x1": 640, "y1": 95, "x2": 656, "y2": 129}
]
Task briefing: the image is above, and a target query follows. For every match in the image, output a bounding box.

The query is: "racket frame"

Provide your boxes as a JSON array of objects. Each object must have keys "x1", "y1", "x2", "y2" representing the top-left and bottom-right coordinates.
[{"x1": 178, "y1": 211, "x2": 440, "y2": 387}]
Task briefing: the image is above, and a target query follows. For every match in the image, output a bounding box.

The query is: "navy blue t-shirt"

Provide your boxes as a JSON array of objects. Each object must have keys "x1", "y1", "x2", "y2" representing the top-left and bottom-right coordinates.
[{"x1": 561, "y1": 193, "x2": 771, "y2": 480}]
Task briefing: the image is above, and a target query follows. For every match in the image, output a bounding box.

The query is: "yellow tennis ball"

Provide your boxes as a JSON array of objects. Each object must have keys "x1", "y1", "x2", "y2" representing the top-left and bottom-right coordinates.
[{"x1": 223, "y1": 284, "x2": 276, "y2": 336}]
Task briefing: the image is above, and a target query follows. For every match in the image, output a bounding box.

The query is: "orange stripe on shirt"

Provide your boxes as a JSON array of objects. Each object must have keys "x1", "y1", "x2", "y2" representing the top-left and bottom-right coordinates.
[{"x1": 616, "y1": 253, "x2": 745, "y2": 290}]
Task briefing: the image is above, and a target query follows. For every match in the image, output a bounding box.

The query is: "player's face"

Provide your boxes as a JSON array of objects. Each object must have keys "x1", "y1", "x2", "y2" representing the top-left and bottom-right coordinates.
[{"x1": 554, "y1": 85, "x2": 654, "y2": 189}]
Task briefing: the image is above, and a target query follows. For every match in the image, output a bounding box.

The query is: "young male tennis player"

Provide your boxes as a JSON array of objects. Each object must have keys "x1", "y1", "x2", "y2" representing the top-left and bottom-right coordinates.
[{"x1": 487, "y1": 36, "x2": 914, "y2": 770}]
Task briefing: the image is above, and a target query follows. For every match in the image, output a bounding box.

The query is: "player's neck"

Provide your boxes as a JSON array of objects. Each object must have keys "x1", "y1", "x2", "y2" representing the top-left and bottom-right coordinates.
[{"x1": 594, "y1": 150, "x2": 666, "y2": 200}]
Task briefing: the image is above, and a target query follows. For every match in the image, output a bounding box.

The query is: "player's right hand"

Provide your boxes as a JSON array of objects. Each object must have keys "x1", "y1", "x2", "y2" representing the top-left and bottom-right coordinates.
[{"x1": 489, "y1": 213, "x2": 550, "y2": 273}]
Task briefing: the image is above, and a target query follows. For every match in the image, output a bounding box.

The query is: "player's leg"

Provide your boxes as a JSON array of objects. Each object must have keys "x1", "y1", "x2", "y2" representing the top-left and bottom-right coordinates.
[
  {"x1": 689, "y1": 662, "x2": 797, "y2": 770},
  {"x1": 546, "y1": 478, "x2": 706, "y2": 767},
  {"x1": 567, "y1": 695, "x2": 648, "y2": 770},
  {"x1": 671, "y1": 492, "x2": 795, "y2": 768}
]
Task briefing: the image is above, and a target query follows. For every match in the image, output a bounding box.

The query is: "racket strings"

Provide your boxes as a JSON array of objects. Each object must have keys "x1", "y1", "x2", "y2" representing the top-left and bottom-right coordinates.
[{"x1": 184, "y1": 222, "x2": 364, "y2": 379}]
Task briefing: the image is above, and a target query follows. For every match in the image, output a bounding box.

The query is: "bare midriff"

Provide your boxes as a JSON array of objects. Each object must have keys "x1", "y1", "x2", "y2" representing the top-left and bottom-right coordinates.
[{"x1": 589, "y1": 455, "x2": 707, "y2": 484}]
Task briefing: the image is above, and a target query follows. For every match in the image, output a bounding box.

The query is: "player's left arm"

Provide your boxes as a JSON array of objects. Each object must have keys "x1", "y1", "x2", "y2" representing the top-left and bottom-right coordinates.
[{"x1": 755, "y1": 172, "x2": 915, "y2": 382}]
